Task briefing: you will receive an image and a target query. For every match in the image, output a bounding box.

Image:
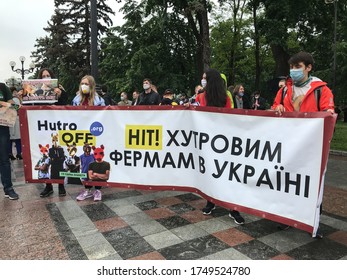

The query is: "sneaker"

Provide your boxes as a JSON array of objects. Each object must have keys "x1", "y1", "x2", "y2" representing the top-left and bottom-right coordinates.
[
  {"x1": 40, "y1": 188, "x2": 54, "y2": 198},
  {"x1": 76, "y1": 190, "x2": 93, "y2": 201},
  {"x1": 202, "y1": 201, "x2": 216, "y2": 215},
  {"x1": 229, "y1": 210, "x2": 245, "y2": 225},
  {"x1": 9, "y1": 154, "x2": 16, "y2": 160},
  {"x1": 58, "y1": 185, "x2": 66, "y2": 197},
  {"x1": 93, "y1": 190, "x2": 102, "y2": 201},
  {"x1": 16, "y1": 154, "x2": 23, "y2": 160},
  {"x1": 4, "y1": 189, "x2": 19, "y2": 200}
]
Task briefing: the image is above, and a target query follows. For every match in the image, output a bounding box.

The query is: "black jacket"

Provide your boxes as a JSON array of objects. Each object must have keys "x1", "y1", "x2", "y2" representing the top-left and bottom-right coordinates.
[
  {"x1": 233, "y1": 94, "x2": 251, "y2": 109},
  {"x1": 138, "y1": 90, "x2": 161, "y2": 105}
]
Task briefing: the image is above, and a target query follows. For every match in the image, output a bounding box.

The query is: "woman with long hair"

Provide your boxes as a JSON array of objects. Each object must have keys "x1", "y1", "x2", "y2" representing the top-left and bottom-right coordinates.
[
  {"x1": 36, "y1": 68, "x2": 68, "y2": 198},
  {"x1": 232, "y1": 84, "x2": 251, "y2": 109},
  {"x1": 195, "y1": 69, "x2": 232, "y2": 107},
  {"x1": 37, "y1": 68, "x2": 68, "y2": 105},
  {"x1": 199, "y1": 68, "x2": 245, "y2": 225},
  {"x1": 73, "y1": 75, "x2": 106, "y2": 202},
  {"x1": 72, "y1": 75, "x2": 105, "y2": 106}
]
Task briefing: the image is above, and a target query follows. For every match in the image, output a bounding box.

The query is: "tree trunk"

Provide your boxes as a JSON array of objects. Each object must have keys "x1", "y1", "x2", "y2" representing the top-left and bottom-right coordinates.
[
  {"x1": 185, "y1": 2, "x2": 210, "y2": 79},
  {"x1": 271, "y1": 44, "x2": 290, "y2": 78},
  {"x1": 200, "y1": 8, "x2": 210, "y2": 72},
  {"x1": 253, "y1": 3, "x2": 260, "y2": 90}
]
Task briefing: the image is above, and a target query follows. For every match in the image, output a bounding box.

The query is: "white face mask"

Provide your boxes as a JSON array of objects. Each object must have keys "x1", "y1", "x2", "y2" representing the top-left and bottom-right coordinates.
[
  {"x1": 120, "y1": 96, "x2": 125, "y2": 101},
  {"x1": 201, "y1": 79, "x2": 207, "y2": 88},
  {"x1": 81, "y1": 84, "x2": 90, "y2": 94},
  {"x1": 143, "y1": 84, "x2": 150, "y2": 90}
]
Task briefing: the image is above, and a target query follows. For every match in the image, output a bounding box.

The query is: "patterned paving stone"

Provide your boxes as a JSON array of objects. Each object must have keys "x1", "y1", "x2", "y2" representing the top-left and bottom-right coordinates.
[
  {"x1": 236, "y1": 218, "x2": 285, "y2": 238},
  {"x1": 144, "y1": 207, "x2": 176, "y2": 220},
  {"x1": 187, "y1": 235, "x2": 231, "y2": 257},
  {"x1": 156, "y1": 215, "x2": 191, "y2": 230},
  {"x1": 213, "y1": 228, "x2": 254, "y2": 247},
  {"x1": 135, "y1": 200, "x2": 159, "y2": 210},
  {"x1": 181, "y1": 209, "x2": 213, "y2": 223},
  {"x1": 131, "y1": 220, "x2": 167, "y2": 237},
  {"x1": 286, "y1": 238, "x2": 347, "y2": 260},
  {"x1": 80, "y1": 203, "x2": 118, "y2": 222},
  {"x1": 155, "y1": 196, "x2": 183, "y2": 206},
  {"x1": 168, "y1": 202, "x2": 196, "y2": 214},
  {"x1": 129, "y1": 251, "x2": 166, "y2": 260},
  {"x1": 233, "y1": 239, "x2": 281, "y2": 260},
  {"x1": 175, "y1": 193, "x2": 202, "y2": 202},
  {"x1": 327, "y1": 230, "x2": 347, "y2": 246},
  {"x1": 103, "y1": 227, "x2": 155, "y2": 259},
  {"x1": 94, "y1": 217, "x2": 128, "y2": 232},
  {"x1": 2, "y1": 159, "x2": 347, "y2": 260},
  {"x1": 170, "y1": 224, "x2": 209, "y2": 241},
  {"x1": 258, "y1": 228, "x2": 314, "y2": 253},
  {"x1": 158, "y1": 242, "x2": 204, "y2": 260},
  {"x1": 102, "y1": 189, "x2": 143, "y2": 201},
  {"x1": 144, "y1": 230, "x2": 183, "y2": 250}
]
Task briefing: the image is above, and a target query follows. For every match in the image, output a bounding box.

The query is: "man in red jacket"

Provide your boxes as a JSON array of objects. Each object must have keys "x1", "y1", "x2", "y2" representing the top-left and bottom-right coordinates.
[
  {"x1": 272, "y1": 51, "x2": 334, "y2": 114},
  {"x1": 272, "y1": 51, "x2": 335, "y2": 238}
]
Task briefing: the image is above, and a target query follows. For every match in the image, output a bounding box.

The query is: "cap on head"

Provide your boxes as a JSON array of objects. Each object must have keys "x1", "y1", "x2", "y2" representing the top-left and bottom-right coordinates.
[{"x1": 164, "y1": 89, "x2": 173, "y2": 95}]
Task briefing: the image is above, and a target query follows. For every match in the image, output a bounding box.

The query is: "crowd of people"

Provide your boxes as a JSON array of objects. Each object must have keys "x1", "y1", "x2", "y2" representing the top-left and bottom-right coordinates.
[{"x1": 0, "y1": 51, "x2": 335, "y2": 237}]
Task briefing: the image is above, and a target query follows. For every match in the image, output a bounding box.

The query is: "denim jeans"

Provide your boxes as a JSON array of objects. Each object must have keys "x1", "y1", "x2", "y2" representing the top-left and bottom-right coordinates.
[
  {"x1": 0, "y1": 126, "x2": 14, "y2": 193},
  {"x1": 9, "y1": 139, "x2": 22, "y2": 155}
]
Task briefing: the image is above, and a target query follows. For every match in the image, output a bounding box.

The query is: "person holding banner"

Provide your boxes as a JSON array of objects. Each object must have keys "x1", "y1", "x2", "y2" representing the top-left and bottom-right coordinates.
[
  {"x1": 195, "y1": 69, "x2": 245, "y2": 225},
  {"x1": 0, "y1": 82, "x2": 19, "y2": 200},
  {"x1": 72, "y1": 75, "x2": 105, "y2": 106},
  {"x1": 272, "y1": 51, "x2": 335, "y2": 237},
  {"x1": 73, "y1": 76, "x2": 106, "y2": 201},
  {"x1": 36, "y1": 68, "x2": 68, "y2": 198},
  {"x1": 272, "y1": 51, "x2": 334, "y2": 114},
  {"x1": 37, "y1": 68, "x2": 68, "y2": 105}
]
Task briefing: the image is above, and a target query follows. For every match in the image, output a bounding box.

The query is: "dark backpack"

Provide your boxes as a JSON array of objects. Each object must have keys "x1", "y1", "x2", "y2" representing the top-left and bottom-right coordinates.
[{"x1": 280, "y1": 86, "x2": 322, "y2": 111}]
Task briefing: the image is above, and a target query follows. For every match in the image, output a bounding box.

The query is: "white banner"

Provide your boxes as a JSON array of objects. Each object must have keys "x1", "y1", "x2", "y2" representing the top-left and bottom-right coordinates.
[{"x1": 19, "y1": 106, "x2": 336, "y2": 236}]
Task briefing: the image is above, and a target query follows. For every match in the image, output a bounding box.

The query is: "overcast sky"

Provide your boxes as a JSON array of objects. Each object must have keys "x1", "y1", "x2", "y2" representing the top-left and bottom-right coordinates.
[{"x1": 0, "y1": 0, "x2": 124, "y2": 83}]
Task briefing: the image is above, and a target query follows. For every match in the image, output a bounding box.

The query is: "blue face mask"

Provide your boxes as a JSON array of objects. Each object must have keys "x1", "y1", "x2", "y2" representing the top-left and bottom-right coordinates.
[
  {"x1": 238, "y1": 91, "x2": 244, "y2": 97},
  {"x1": 290, "y1": 68, "x2": 305, "y2": 84}
]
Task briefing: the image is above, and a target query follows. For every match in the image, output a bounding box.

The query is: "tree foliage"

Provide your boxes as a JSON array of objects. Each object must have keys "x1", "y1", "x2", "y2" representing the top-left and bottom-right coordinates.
[
  {"x1": 31, "y1": 0, "x2": 346, "y2": 105},
  {"x1": 32, "y1": 0, "x2": 114, "y2": 97},
  {"x1": 99, "y1": 0, "x2": 199, "y2": 98}
]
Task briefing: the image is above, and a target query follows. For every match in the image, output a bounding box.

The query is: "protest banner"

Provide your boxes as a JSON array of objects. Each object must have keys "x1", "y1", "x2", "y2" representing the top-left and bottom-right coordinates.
[
  {"x1": 18, "y1": 106, "x2": 336, "y2": 236},
  {"x1": 21, "y1": 79, "x2": 59, "y2": 104},
  {"x1": 0, "y1": 101, "x2": 17, "y2": 127}
]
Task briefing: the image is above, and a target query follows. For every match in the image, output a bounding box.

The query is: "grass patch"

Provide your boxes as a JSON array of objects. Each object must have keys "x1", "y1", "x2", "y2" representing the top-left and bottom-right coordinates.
[{"x1": 330, "y1": 120, "x2": 347, "y2": 151}]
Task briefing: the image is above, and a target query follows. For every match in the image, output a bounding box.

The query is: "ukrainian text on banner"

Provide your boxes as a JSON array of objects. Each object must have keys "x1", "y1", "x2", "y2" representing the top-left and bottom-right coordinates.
[{"x1": 19, "y1": 106, "x2": 336, "y2": 236}]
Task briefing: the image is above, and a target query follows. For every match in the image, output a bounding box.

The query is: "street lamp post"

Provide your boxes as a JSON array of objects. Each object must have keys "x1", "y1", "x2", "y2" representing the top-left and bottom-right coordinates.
[
  {"x1": 325, "y1": 0, "x2": 338, "y2": 92},
  {"x1": 9, "y1": 56, "x2": 35, "y2": 80},
  {"x1": 333, "y1": 0, "x2": 337, "y2": 92},
  {"x1": 90, "y1": 0, "x2": 98, "y2": 82}
]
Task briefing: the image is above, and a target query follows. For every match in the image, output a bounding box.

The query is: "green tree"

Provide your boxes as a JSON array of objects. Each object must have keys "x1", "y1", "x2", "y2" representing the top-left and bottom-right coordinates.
[
  {"x1": 32, "y1": 0, "x2": 114, "y2": 97},
  {"x1": 99, "y1": 0, "x2": 198, "y2": 98}
]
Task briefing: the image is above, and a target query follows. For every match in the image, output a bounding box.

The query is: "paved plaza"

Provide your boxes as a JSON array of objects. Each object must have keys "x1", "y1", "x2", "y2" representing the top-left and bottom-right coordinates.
[{"x1": 0, "y1": 153, "x2": 346, "y2": 260}]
